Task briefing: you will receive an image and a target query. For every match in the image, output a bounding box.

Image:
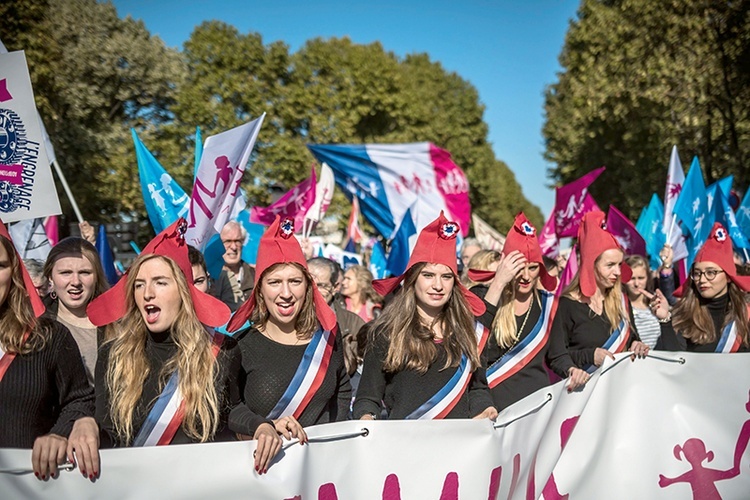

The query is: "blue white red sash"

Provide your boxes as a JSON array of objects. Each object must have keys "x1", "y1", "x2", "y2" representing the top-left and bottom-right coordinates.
[
  {"x1": 406, "y1": 321, "x2": 488, "y2": 420},
  {"x1": 267, "y1": 326, "x2": 337, "y2": 420},
  {"x1": 585, "y1": 296, "x2": 631, "y2": 373},
  {"x1": 0, "y1": 332, "x2": 29, "y2": 385},
  {"x1": 487, "y1": 290, "x2": 558, "y2": 389},
  {"x1": 132, "y1": 331, "x2": 224, "y2": 447},
  {"x1": 716, "y1": 321, "x2": 742, "y2": 353}
]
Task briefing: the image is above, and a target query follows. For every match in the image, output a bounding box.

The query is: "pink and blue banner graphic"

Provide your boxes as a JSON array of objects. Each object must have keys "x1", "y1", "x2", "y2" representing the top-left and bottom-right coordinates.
[
  {"x1": 553, "y1": 167, "x2": 605, "y2": 238},
  {"x1": 606, "y1": 205, "x2": 647, "y2": 257},
  {"x1": 250, "y1": 167, "x2": 316, "y2": 230},
  {"x1": 307, "y1": 143, "x2": 471, "y2": 239}
]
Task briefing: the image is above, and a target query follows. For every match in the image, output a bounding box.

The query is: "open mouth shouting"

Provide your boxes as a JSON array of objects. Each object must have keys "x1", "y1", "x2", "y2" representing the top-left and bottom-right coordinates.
[{"x1": 143, "y1": 304, "x2": 161, "y2": 325}]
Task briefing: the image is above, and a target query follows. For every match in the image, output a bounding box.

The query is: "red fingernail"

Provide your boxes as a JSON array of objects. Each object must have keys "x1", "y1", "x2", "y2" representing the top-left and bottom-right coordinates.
[
  {"x1": 34, "y1": 472, "x2": 39, "y2": 478},
  {"x1": 89, "y1": 474, "x2": 94, "y2": 479},
  {"x1": 263, "y1": 469, "x2": 268, "y2": 474},
  {"x1": 81, "y1": 469, "x2": 86, "y2": 475},
  {"x1": 51, "y1": 472, "x2": 55, "y2": 478},
  {"x1": 255, "y1": 465, "x2": 259, "y2": 471},
  {"x1": 94, "y1": 470, "x2": 98, "y2": 476}
]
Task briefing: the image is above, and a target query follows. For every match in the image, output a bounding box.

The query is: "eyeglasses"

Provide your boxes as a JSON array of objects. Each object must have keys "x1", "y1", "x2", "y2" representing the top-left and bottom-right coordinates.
[
  {"x1": 222, "y1": 239, "x2": 244, "y2": 247},
  {"x1": 315, "y1": 282, "x2": 333, "y2": 292},
  {"x1": 690, "y1": 268, "x2": 724, "y2": 282}
]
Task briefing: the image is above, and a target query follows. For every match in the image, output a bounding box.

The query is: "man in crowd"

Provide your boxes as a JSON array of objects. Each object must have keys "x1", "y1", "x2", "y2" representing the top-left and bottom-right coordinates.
[
  {"x1": 307, "y1": 257, "x2": 364, "y2": 340},
  {"x1": 210, "y1": 221, "x2": 255, "y2": 311}
]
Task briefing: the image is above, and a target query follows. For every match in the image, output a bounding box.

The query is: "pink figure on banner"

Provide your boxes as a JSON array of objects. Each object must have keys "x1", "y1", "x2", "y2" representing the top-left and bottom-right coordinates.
[
  {"x1": 658, "y1": 438, "x2": 738, "y2": 499},
  {"x1": 539, "y1": 416, "x2": 578, "y2": 500},
  {"x1": 0, "y1": 78, "x2": 11, "y2": 102},
  {"x1": 731, "y1": 390, "x2": 750, "y2": 476},
  {"x1": 189, "y1": 155, "x2": 233, "y2": 227},
  {"x1": 667, "y1": 180, "x2": 682, "y2": 200}
]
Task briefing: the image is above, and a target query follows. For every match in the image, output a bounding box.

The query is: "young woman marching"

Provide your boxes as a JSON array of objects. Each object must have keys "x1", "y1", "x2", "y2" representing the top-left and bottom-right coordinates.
[
  {"x1": 652, "y1": 223, "x2": 749, "y2": 353},
  {"x1": 547, "y1": 211, "x2": 650, "y2": 391},
  {"x1": 352, "y1": 213, "x2": 497, "y2": 421},
  {"x1": 468, "y1": 213, "x2": 559, "y2": 410}
]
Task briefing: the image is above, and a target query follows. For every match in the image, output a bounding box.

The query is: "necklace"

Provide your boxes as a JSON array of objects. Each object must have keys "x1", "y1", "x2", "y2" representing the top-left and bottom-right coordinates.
[{"x1": 504, "y1": 294, "x2": 540, "y2": 352}]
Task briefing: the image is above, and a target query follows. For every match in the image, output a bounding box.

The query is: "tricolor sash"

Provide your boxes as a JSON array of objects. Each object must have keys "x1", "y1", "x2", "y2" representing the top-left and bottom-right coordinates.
[
  {"x1": 487, "y1": 290, "x2": 558, "y2": 389},
  {"x1": 715, "y1": 321, "x2": 742, "y2": 353},
  {"x1": 0, "y1": 332, "x2": 29, "y2": 385},
  {"x1": 405, "y1": 321, "x2": 488, "y2": 420},
  {"x1": 132, "y1": 332, "x2": 224, "y2": 447},
  {"x1": 585, "y1": 296, "x2": 631, "y2": 373},
  {"x1": 267, "y1": 326, "x2": 337, "y2": 420}
]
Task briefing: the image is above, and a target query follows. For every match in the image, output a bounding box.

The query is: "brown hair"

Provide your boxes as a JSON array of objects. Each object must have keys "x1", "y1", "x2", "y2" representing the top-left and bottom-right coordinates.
[
  {"x1": 44, "y1": 237, "x2": 110, "y2": 301},
  {"x1": 624, "y1": 254, "x2": 654, "y2": 293},
  {"x1": 250, "y1": 262, "x2": 318, "y2": 340},
  {"x1": 371, "y1": 262, "x2": 480, "y2": 374}
]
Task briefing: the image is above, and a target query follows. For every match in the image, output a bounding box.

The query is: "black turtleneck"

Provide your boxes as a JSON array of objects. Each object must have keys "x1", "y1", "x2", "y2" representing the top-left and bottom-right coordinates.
[
  {"x1": 656, "y1": 292, "x2": 749, "y2": 352},
  {"x1": 95, "y1": 329, "x2": 248, "y2": 447}
]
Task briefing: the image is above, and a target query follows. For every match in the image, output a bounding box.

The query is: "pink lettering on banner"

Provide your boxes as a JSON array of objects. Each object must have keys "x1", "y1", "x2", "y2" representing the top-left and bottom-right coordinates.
[
  {"x1": 382, "y1": 473, "x2": 401, "y2": 500},
  {"x1": 488, "y1": 466, "x2": 502, "y2": 500},
  {"x1": 658, "y1": 389, "x2": 750, "y2": 499},
  {"x1": 318, "y1": 483, "x2": 338, "y2": 499},
  {"x1": 430, "y1": 144, "x2": 471, "y2": 237},
  {"x1": 0, "y1": 164, "x2": 23, "y2": 185},
  {"x1": 0, "y1": 79, "x2": 11, "y2": 102},
  {"x1": 439, "y1": 472, "x2": 459, "y2": 500}
]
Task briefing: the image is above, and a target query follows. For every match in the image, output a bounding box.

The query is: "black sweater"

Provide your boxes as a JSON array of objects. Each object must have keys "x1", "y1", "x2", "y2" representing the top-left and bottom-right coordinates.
[
  {"x1": 547, "y1": 296, "x2": 641, "y2": 378},
  {"x1": 95, "y1": 330, "x2": 248, "y2": 447},
  {"x1": 0, "y1": 319, "x2": 95, "y2": 448},
  {"x1": 656, "y1": 293, "x2": 750, "y2": 352},
  {"x1": 352, "y1": 326, "x2": 494, "y2": 420},
  {"x1": 472, "y1": 285, "x2": 552, "y2": 411},
  {"x1": 228, "y1": 327, "x2": 351, "y2": 435}
]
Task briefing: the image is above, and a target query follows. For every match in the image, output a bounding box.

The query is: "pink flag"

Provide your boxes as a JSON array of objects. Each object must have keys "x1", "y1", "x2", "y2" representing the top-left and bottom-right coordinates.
[
  {"x1": 606, "y1": 205, "x2": 646, "y2": 257},
  {"x1": 538, "y1": 209, "x2": 559, "y2": 258},
  {"x1": 555, "y1": 245, "x2": 579, "y2": 297},
  {"x1": 662, "y1": 146, "x2": 688, "y2": 261},
  {"x1": 44, "y1": 215, "x2": 58, "y2": 246},
  {"x1": 250, "y1": 167, "x2": 317, "y2": 230},
  {"x1": 346, "y1": 197, "x2": 365, "y2": 245},
  {"x1": 554, "y1": 167, "x2": 605, "y2": 238}
]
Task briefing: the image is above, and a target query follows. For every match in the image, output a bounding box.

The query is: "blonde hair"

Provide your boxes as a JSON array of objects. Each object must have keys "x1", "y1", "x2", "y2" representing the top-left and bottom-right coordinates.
[
  {"x1": 344, "y1": 265, "x2": 382, "y2": 305},
  {"x1": 250, "y1": 262, "x2": 318, "y2": 340},
  {"x1": 0, "y1": 236, "x2": 51, "y2": 354},
  {"x1": 371, "y1": 263, "x2": 480, "y2": 374},
  {"x1": 105, "y1": 254, "x2": 219, "y2": 444},
  {"x1": 463, "y1": 250, "x2": 501, "y2": 288},
  {"x1": 491, "y1": 285, "x2": 541, "y2": 349},
  {"x1": 562, "y1": 260, "x2": 627, "y2": 333}
]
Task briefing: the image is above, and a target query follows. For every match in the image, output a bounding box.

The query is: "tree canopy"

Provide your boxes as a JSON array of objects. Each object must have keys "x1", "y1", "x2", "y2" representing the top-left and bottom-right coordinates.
[
  {"x1": 4, "y1": 2, "x2": 541, "y2": 242},
  {"x1": 544, "y1": 0, "x2": 750, "y2": 219}
]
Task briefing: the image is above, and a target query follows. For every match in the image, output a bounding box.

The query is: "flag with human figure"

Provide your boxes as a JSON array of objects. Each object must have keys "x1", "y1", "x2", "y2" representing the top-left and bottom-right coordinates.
[
  {"x1": 303, "y1": 162, "x2": 334, "y2": 237},
  {"x1": 307, "y1": 142, "x2": 471, "y2": 240},
  {"x1": 133, "y1": 129, "x2": 190, "y2": 234},
  {"x1": 673, "y1": 157, "x2": 713, "y2": 266},
  {"x1": 538, "y1": 209, "x2": 559, "y2": 258},
  {"x1": 635, "y1": 194, "x2": 666, "y2": 270},
  {"x1": 186, "y1": 114, "x2": 265, "y2": 250},
  {"x1": 553, "y1": 167, "x2": 605, "y2": 237},
  {"x1": 250, "y1": 166, "x2": 316, "y2": 231},
  {"x1": 662, "y1": 147, "x2": 688, "y2": 261},
  {"x1": 606, "y1": 205, "x2": 646, "y2": 258}
]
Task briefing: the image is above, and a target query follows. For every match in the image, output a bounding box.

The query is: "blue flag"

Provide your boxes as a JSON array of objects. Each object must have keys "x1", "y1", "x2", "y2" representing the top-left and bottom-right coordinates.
[
  {"x1": 202, "y1": 210, "x2": 265, "y2": 284},
  {"x1": 386, "y1": 208, "x2": 417, "y2": 277},
  {"x1": 635, "y1": 194, "x2": 666, "y2": 269},
  {"x1": 369, "y1": 241, "x2": 388, "y2": 279},
  {"x1": 716, "y1": 189, "x2": 750, "y2": 250},
  {"x1": 95, "y1": 224, "x2": 119, "y2": 285},
  {"x1": 194, "y1": 126, "x2": 203, "y2": 179},
  {"x1": 133, "y1": 129, "x2": 190, "y2": 234},
  {"x1": 737, "y1": 189, "x2": 750, "y2": 238},
  {"x1": 673, "y1": 157, "x2": 709, "y2": 239}
]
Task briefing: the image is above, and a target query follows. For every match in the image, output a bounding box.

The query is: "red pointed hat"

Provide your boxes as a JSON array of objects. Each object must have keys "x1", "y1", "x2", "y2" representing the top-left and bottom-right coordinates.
[
  {"x1": 577, "y1": 210, "x2": 632, "y2": 298},
  {"x1": 467, "y1": 212, "x2": 557, "y2": 291},
  {"x1": 226, "y1": 216, "x2": 337, "y2": 333},
  {"x1": 675, "y1": 223, "x2": 750, "y2": 296},
  {"x1": 372, "y1": 212, "x2": 485, "y2": 316},
  {"x1": 0, "y1": 219, "x2": 46, "y2": 318},
  {"x1": 87, "y1": 218, "x2": 230, "y2": 327}
]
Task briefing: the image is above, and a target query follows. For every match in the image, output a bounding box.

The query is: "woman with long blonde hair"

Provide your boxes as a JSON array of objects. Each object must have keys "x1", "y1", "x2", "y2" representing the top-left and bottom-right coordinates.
[
  {"x1": 340, "y1": 264, "x2": 383, "y2": 322},
  {"x1": 547, "y1": 211, "x2": 650, "y2": 391},
  {"x1": 0, "y1": 221, "x2": 99, "y2": 480},
  {"x1": 652, "y1": 223, "x2": 749, "y2": 353},
  {"x1": 353, "y1": 213, "x2": 497, "y2": 421},
  {"x1": 87, "y1": 220, "x2": 249, "y2": 448},
  {"x1": 468, "y1": 213, "x2": 558, "y2": 410}
]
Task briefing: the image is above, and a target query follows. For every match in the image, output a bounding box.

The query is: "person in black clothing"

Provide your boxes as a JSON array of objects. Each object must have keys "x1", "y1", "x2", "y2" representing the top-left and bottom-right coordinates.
[
  {"x1": 547, "y1": 211, "x2": 649, "y2": 391},
  {"x1": 226, "y1": 216, "x2": 351, "y2": 474},
  {"x1": 87, "y1": 219, "x2": 251, "y2": 452},
  {"x1": 652, "y1": 223, "x2": 750, "y2": 353},
  {"x1": 468, "y1": 213, "x2": 559, "y2": 410},
  {"x1": 352, "y1": 212, "x2": 497, "y2": 421},
  {"x1": 0, "y1": 223, "x2": 98, "y2": 480}
]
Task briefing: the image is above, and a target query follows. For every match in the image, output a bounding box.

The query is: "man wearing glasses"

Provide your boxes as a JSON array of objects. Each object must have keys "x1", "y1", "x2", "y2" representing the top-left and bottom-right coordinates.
[{"x1": 210, "y1": 221, "x2": 256, "y2": 311}]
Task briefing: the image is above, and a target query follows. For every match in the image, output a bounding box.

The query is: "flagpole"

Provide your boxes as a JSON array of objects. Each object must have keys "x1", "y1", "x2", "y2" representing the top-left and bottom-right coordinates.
[
  {"x1": 50, "y1": 159, "x2": 84, "y2": 223},
  {"x1": 667, "y1": 214, "x2": 677, "y2": 244},
  {"x1": 744, "y1": 248, "x2": 749, "y2": 264}
]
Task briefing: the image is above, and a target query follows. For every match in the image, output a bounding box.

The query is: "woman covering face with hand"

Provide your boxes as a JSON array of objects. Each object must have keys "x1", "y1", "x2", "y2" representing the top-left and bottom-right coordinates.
[
  {"x1": 653, "y1": 223, "x2": 750, "y2": 353},
  {"x1": 352, "y1": 213, "x2": 497, "y2": 421},
  {"x1": 468, "y1": 213, "x2": 559, "y2": 410},
  {"x1": 87, "y1": 219, "x2": 246, "y2": 449},
  {"x1": 0, "y1": 221, "x2": 98, "y2": 481},
  {"x1": 547, "y1": 211, "x2": 649, "y2": 391},
  {"x1": 225, "y1": 217, "x2": 351, "y2": 475}
]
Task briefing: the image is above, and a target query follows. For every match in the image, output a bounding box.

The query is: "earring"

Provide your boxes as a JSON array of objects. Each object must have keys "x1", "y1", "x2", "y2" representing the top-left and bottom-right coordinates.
[{"x1": 50, "y1": 290, "x2": 57, "y2": 300}]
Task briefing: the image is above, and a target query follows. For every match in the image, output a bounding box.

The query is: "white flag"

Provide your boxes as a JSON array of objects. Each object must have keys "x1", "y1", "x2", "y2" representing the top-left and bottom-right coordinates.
[
  {"x1": 8, "y1": 217, "x2": 52, "y2": 260},
  {"x1": 185, "y1": 114, "x2": 265, "y2": 249},
  {"x1": 471, "y1": 213, "x2": 505, "y2": 251},
  {"x1": 662, "y1": 145, "x2": 688, "y2": 261},
  {"x1": 305, "y1": 162, "x2": 334, "y2": 223}
]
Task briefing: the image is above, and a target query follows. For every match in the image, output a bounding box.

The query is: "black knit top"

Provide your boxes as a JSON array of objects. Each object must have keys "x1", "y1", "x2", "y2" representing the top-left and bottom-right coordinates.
[
  {"x1": 95, "y1": 330, "x2": 248, "y2": 447},
  {"x1": 228, "y1": 327, "x2": 351, "y2": 434},
  {"x1": 0, "y1": 319, "x2": 95, "y2": 448}
]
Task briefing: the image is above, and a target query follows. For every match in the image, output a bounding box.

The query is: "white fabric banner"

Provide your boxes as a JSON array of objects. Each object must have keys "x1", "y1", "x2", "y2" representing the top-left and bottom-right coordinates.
[
  {"x1": 0, "y1": 51, "x2": 61, "y2": 222},
  {"x1": 1, "y1": 352, "x2": 749, "y2": 499}
]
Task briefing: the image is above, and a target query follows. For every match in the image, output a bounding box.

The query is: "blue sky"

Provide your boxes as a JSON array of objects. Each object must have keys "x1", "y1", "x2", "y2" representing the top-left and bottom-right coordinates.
[{"x1": 113, "y1": 0, "x2": 580, "y2": 222}]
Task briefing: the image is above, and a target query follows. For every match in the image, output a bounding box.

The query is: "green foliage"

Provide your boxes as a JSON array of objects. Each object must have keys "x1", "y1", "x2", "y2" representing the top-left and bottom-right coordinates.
[{"x1": 544, "y1": 0, "x2": 750, "y2": 220}]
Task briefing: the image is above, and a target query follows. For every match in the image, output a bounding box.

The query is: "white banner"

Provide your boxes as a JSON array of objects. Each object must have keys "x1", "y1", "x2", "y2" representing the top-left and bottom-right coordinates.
[
  {"x1": 1, "y1": 352, "x2": 749, "y2": 499},
  {"x1": 0, "y1": 51, "x2": 61, "y2": 222}
]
